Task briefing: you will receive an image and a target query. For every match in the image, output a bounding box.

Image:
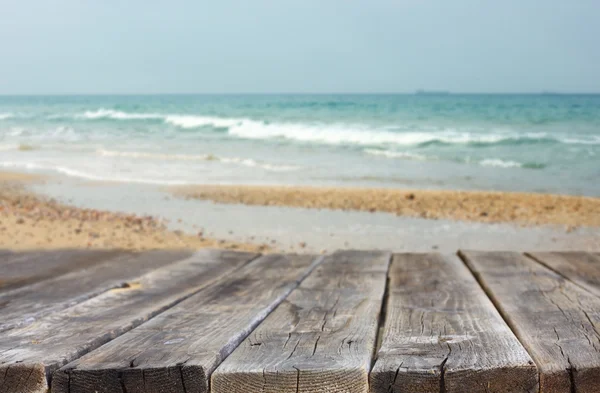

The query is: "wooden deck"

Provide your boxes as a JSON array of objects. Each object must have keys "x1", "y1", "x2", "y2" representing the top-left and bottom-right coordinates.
[{"x1": 0, "y1": 249, "x2": 598, "y2": 393}]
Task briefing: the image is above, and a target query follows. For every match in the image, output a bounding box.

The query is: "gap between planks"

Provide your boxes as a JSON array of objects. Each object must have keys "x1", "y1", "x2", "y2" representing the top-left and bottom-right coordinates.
[
  {"x1": 459, "y1": 250, "x2": 600, "y2": 393},
  {"x1": 0, "y1": 250, "x2": 262, "y2": 393}
]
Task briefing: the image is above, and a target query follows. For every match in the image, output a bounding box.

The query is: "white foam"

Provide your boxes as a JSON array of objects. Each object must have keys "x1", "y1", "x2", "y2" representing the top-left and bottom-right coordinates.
[
  {"x1": 0, "y1": 126, "x2": 84, "y2": 141},
  {"x1": 218, "y1": 156, "x2": 299, "y2": 171},
  {"x1": 164, "y1": 115, "x2": 242, "y2": 129},
  {"x1": 78, "y1": 109, "x2": 162, "y2": 120},
  {"x1": 0, "y1": 113, "x2": 13, "y2": 120},
  {"x1": 227, "y1": 121, "x2": 521, "y2": 147},
  {"x1": 560, "y1": 136, "x2": 600, "y2": 145},
  {"x1": 96, "y1": 149, "x2": 299, "y2": 171},
  {"x1": 71, "y1": 109, "x2": 600, "y2": 148},
  {"x1": 77, "y1": 109, "x2": 245, "y2": 129},
  {"x1": 0, "y1": 161, "x2": 191, "y2": 185},
  {"x1": 97, "y1": 149, "x2": 212, "y2": 161},
  {"x1": 479, "y1": 159, "x2": 523, "y2": 168},
  {"x1": 364, "y1": 149, "x2": 428, "y2": 160}
]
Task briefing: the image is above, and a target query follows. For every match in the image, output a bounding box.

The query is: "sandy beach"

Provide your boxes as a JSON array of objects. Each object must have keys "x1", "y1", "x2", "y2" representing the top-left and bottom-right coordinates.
[
  {"x1": 172, "y1": 184, "x2": 600, "y2": 228},
  {"x1": 2, "y1": 170, "x2": 599, "y2": 254},
  {"x1": 0, "y1": 172, "x2": 269, "y2": 252}
]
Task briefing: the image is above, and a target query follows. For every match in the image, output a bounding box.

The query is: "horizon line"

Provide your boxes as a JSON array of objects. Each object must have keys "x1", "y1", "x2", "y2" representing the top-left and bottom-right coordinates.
[{"x1": 1, "y1": 91, "x2": 600, "y2": 96}]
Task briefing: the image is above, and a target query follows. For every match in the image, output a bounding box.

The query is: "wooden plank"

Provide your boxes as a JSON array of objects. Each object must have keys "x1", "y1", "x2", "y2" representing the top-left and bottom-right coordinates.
[
  {"x1": 0, "y1": 249, "x2": 257, "y2": 393},
  {"x1": 528, "y1": 252, "x2": 600, "y2": 298},
  {"x1": 0, "y1": 249, "x2": 123, "y2": 292},
  {"x1": 460, "y1": 251, "x2": 600, "y2": 393},
  {"x1": 212, "y1": 250, "x2": 391, "y2": 393},
  {"x1": 370, "y1": 253, "x2": 538, "y2": 393},
  {"x1": 53, "y1": 253, "x2": 323, "y2": 393},
  {"x1": 0, "y1": 250, "x2": 193, "y2": 332}
]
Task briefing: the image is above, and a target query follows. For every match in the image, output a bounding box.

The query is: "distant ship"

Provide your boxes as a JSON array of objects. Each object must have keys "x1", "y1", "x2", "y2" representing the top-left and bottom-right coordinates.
[{"x1": 415, "y1": 89, "x2": 451, "y2": 96}]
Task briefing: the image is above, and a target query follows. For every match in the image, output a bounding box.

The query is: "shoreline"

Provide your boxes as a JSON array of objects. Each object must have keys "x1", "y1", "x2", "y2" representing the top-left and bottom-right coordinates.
[
  {"x1": 0, "y1": 172, "x2": 271, "y2": 252},
  {"x1": 2, "y1": 170, "x2": 599, "y2": 254},
  {"x1": 171, "y1": 184, "x2": 600, "y2": 228}
]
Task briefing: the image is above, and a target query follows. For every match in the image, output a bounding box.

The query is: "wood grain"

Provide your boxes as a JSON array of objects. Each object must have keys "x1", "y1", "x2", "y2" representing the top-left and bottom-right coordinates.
[
  {"x1": 460, "y1": 251, "x2": 600, "y2": 393},
  {"x1": 528, "y1": 252, "x2": 600, "y2": 299},
  {"x1": 212, "y1": 250, "x2": 391, "y2": 393},
  {"x1": 0, "y1": 250, "x2": 192, "y2": 332},
  {"x1": 0, "y1": 249, "x2": 257, "y2": 393},
  {"x1": 53, "y1": 253, "x2": 322, "y2": 393},
  {"x1": 370, "y1": 253, "x2": 538, "y2": 393},
  {"x1": 0, "y1": 249, "x2": 122, "y2": 292}
]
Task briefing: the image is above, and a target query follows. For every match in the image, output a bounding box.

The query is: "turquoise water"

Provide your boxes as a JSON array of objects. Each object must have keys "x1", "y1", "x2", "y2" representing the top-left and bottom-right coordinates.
[{"x1": 1, "y1": 94, "x2": 599, "y2": 195}]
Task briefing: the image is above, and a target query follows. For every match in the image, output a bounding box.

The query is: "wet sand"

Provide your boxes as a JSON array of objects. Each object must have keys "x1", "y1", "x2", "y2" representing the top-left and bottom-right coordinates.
[
  {"x1": 2, "y1": 171, "x2": 599, "y2": 254},
  {"x1": 0, "y1": 173, "x2": 270, "y2": 252},
  {"x1": 172, "y1": 185, "x2": 600, "y2": 228}
]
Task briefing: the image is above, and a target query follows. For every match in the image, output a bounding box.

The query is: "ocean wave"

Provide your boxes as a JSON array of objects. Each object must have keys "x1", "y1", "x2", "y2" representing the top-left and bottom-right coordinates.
[
  {"x1": 560, "y1": 136, "x2": 600, "y2": 145},
  {"x1": 227, "y1": 121, "x2": 582, "y2": 148},
  {"x1": 364, "y1": 149, "x2": 429, "y2": 160},
  {"x1": 228, "y1": 121, "x2": 439, "y2": 146},
  {"x1": 77, "y1": 109, "x2": 244, "y2": 129},
  {"x1": 96, "y1": 149, "x2": 299, "y2": 171},
  {"x1": 163, "y1": 115, "x2": 242, "y2": 129},
  {"x1": 479, "y1": 159, "x2": 523, "y2": 168},
  {"x1": 78, "y1": 109, "x2": 162, "y2": 120},
  {"x1": 0, "y1": 125, "x2": 82, "y2": 140},
  {"x1": 477, "y1": 159, "x2": 546, "y2": 169},
  {"x1": 69, "y1": 109, "x2": 600, "y2": 147},
  {"x1": 0, "y1": 113, "x2": 13, "y2": 120},
  {"x1": 364, "y1": 148, "x2": 546, "y2": 169},
  {"x1": 0, "y1": 161, "x2": 192, "y2": 185}
]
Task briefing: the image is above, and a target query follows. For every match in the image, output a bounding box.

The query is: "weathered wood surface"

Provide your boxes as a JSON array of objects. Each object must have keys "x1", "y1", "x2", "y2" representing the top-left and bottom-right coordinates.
[
  {"x1": 0, "y1": 250, "x2": 192, "y2": 332},
  {"x1": 370, "y1": 253, "x2": 538, "y2": 393},
  {"x1": 212, "y1": 250, "x2": 391, "y2": 393},
  {"x1": 528, "y1": 252, "x2": 600, "y2": 299},
  {"x1": 460, "y1": 251, "x2": 600, "y2": 393},
  {"x1": 53, "y1": 253, "x2": 323, "y2": 393},
  {"x1": 0, "y1": 249, "x2": 122, "y2": 292},
  {"x1": 0, "y1": 249, "x2": 257, "y2": 393}
]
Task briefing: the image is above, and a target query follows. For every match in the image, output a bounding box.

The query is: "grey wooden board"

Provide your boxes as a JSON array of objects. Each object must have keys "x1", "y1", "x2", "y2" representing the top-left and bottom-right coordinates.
[
  {"x1": 0, "y1": 249, "x2": 257, "y2": 393},
  {"x1": 212, "y1": 250, "x2": 391, "y2": 393},
  {"x1": 0, "y1": 250, "x2": 193, "y2": 332},
  {"x1": 53, "y1": 253, "x2": 323, "y2": 393},
  {"x1": 0, "y1": 249, "x2": 123, "y2": 292},
  {"x1": 528, "y1": 252, "x2": 600, "y2": 299},
  {"x1": 460, "y1": 251, "x2": 600, "y2": 393},
  {"x1": 370, "y1": 253, "x2": 538, "y2": 393}
]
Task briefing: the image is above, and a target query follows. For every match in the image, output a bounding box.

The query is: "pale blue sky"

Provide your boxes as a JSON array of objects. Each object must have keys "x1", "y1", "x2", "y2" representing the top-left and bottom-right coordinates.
[{"x1": 1, "y1": 0, "x2": 599, "y2": 94}]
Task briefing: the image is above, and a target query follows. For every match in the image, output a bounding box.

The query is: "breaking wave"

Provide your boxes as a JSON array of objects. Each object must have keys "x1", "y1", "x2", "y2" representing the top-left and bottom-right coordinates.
[{"x1": 72, "y1": 109, "x2": 600, "y2": 148}]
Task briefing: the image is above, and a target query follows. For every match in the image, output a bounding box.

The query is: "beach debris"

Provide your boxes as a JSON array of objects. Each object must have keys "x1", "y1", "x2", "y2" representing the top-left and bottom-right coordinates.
[{"x1": 406, "y1": 193, "x2": 415, "y2": 200}]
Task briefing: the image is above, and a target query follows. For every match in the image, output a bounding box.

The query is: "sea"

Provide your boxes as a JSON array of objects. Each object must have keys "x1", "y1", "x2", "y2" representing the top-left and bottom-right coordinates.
[{"x1": 1, "y1": 94, "x2": 599, "y2": 196}]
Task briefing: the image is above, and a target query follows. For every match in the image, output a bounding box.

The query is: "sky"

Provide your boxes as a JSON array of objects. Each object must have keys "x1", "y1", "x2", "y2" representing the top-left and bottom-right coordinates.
[{"x1": 1, "y1": 0, "x2": 599, "y2": 94}]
